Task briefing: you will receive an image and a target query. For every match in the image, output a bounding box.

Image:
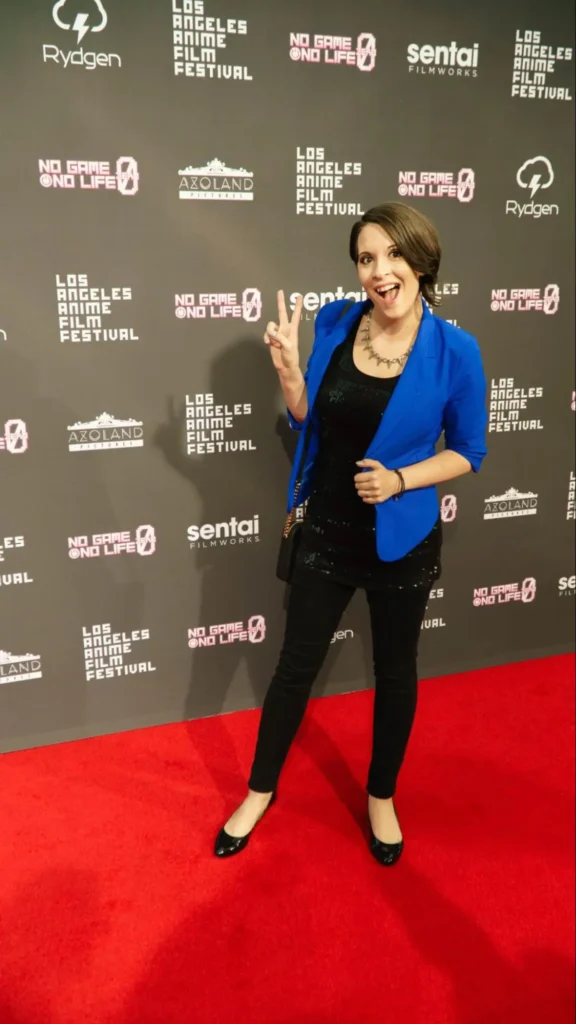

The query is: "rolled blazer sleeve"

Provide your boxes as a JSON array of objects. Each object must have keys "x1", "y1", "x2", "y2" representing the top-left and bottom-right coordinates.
[{"x1": 442, "y1": 337, "x2": 488, "y2": 472}]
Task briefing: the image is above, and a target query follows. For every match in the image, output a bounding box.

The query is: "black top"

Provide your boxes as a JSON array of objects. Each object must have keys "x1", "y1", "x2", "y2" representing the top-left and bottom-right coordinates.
[{"x1": 292, "y1": 324, "x2": 442, "y2": 590}]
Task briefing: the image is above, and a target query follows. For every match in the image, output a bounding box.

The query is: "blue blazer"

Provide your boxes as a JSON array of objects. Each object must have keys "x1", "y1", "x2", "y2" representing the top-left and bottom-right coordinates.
[{"x1": 286, "y1": 298, "x2": 488, "y2": 561}]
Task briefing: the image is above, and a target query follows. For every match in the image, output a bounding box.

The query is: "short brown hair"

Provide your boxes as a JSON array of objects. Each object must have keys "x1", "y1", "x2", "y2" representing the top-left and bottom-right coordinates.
[{"x1": 349, "y1": 202, "x2": 442, "y2": 307}]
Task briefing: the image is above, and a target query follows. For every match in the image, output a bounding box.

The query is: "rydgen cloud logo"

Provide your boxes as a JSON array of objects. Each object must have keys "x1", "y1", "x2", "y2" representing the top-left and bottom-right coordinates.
[
  {"x1": 490, "y1": 285, "x2": 559, "y2": 314},
  {"x1": 296, "y1": 147, "x2": 363, "y2": 216},
  {"x1": 398, "y1": 169, "x2": 475, "y2": 202},
  {"x1": 489, "y1": 377, "x2": 543, "y2": 433},
  {"x1": 188, "y1": 615, "x2": 266, "y2": 648},
  {"x1": 67, "y1": 413, "x2": 144, "y2": 452},
  {"x1": 0, "y1": 420, "x2": 28, "y2": 454},
  {"x1": 82, "y1": 624, "x2": 155, "y2": 681},
  {"x1": 289, "y1": 32, "x2": 377, "y2": 72},
  {"x1": 39, "y1": 158, "x2": 138, "y2": 195},
  {"x1": 484, "y1": 487, "x2": 538, "y2": 519},
  {"x1": 0, "y1": 536, "x2": 33, "y2": 588},
  {"x1": 188, "y1": 515, "x2": 259, "y2": 549},
  {"x1": 56, "y1": 274, "x2": 138, "y2": 343},
  {"x1": 512, "y1": 30, "x2": 573, "y2": 100},
  {"x1": 172, "y1": 0, "x2": 250, "y2": 80},
  {"x1": 175, "y1": 289, "x2": 262, "y2": 321},
  {"x1": 0, "y1": 649, "x2": 42, "y2": 684},
  {"x1": 506, "y1": 157, "x2": 558, "y2": 218},
  {"x1": 179, "y1": 158, "x2": 253, "y2": 201},
  {"x1": 69, "y1": 526, "x2": 156, "y2": 559},
  {"x1": 407, "y1": 41, "x2": 479, "y2": 76},
  {"x1": 186, "y1": 393, "x2": 255, "y2": 455},
  {"x1": 473, "y1": 578, "x2": 537, "y2": 606},
  {"x1": 46, "y1": 0, "x2": 119, "y2": 69}
]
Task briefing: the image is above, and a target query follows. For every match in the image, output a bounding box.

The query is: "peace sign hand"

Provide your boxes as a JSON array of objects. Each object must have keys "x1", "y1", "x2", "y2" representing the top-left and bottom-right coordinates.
[{"x1": 264, "y1": 290, "x2": 303, "y2": 375}]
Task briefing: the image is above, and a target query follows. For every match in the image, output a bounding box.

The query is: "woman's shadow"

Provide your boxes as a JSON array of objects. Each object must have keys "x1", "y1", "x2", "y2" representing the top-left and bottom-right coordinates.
[{"x1": 153, "y1": 335, "x2": 371, "y2": 800}]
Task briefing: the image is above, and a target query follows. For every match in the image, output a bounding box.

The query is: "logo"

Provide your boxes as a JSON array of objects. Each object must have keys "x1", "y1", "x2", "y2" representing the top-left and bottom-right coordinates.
[
  {"x1": 440, "y1": 495, "x2": 457, "y2": 522},
  {"x1": 296, "y1": 147, "x2": 363, "y2": 215},
  {"x1": 559, "y1": 575, "x2": 576, "y2": 596},
  {"x1": 56, "y1": 273, "x2": 138, "y2": 343},
  {"x1": 512, "y1": 30, "x2": 573, "y2": 100},
  {"x1": 567, "y1": 472, "x2": 575, "y2": 520},
  {"x1": 39, "y1": 158, "x2": 138, "y2": 194},
  {"x1": 490, "y1": 285, "x2": 559, "y2": 314},
  {"x1": 473, "y1": 578, "x2": 537, "y2": 606},
  {"x1": 188, "y1": 615, "x2": 266, "y2": 648},
  {"x1": 67, "y1": 413, "x2": 144, "y2": 452},
  {"x1": 489, "y1": 377, "x2": 543, "y2": 433},
  {"x1": 175, "y1": 289, "x2": 262, "y2": 322},
  {"x1": 0, "y1": 650, "x2": 42, "y2": 684},
  {"x1": 330, "y1": 629, "x2": 354, "y2": 643},
  {"x1": 506, "y1": 157, "x2": 558, "y2": 218},
  {"x1": 69, "y1": 526, "x2": 156, "y2": 559},
  {"x1": 289, "y1": 32, "x2": 376, "y2": 72},
  {"x1": 484, "y1": 487, "x2": 538, "y2": 519},
  {"x1": 53, "y1": 0, "x2": 107, "y2": 42},
  {"x1": 188, "y1": 515, "x2": 259, "y2": 548},
  {"x1": 186, "y1": 393, "x2": 255, "y2": 455},
  {"x1": 82, "y1": 623, "x2": 155, "y2": 681},
  {"x1": 0, "y1": 536, "x2": 33, "y2": 588},
  {"x1": 0, "y1": 419, "x2": 28, "y2": 454},
  {"x1": 45, "y1": 0, "x2": 119, "y2": 69},
  {"x1": 173, "y1": 0, "x2": 250, "y2": 80},
  {"x1": 407, "y1": 41, "x2": 479, "y2": 76},
  {"x1": 398, "y1": 169, "x2": 475, "y2": 202},
  {"x1": 178, "y1": 159, "x2": 253, "y2": 201}
]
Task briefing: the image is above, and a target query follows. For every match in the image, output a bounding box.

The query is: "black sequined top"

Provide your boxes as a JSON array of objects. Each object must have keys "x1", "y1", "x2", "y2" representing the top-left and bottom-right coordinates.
[{"x1": 292, "y1": 325, "x2": 442, "y2": 590}]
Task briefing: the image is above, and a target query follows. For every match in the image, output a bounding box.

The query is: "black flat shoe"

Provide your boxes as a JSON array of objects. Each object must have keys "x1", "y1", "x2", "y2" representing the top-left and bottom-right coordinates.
[
  {"x1": 214, "y1": 792, "x2": 276, "y2": 858},
  {"x1": 368, "y1": 798, "x2": 404, "y2": 866}
]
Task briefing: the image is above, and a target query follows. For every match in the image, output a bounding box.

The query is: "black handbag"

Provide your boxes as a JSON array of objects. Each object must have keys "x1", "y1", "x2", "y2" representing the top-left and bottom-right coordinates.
[{"x1": 276, "y1": 300, "x2": 354, "y2": 584}]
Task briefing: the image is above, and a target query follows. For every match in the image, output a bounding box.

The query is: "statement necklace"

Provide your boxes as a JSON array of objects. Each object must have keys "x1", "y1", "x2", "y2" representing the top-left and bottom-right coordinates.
[{"x1": 360, "y1": 307, "x2": 420, "y2": 370}]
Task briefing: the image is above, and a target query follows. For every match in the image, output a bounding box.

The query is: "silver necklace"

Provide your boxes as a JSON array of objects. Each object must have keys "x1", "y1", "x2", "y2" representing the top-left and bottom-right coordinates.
[{"x1": 360, "y1": 307, "x2": 419, "y2": 370}]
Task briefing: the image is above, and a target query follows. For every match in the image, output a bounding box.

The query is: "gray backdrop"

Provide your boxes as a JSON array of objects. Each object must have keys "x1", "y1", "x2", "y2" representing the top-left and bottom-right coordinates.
[{"x1": 0, "y1": 0, "x2": 574, "y2": 753}]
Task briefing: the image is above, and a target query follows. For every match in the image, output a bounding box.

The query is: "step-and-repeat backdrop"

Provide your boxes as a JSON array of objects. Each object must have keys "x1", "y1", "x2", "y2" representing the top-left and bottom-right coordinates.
[{"x1": 1, "y1": 0, "x2": 574, "y2": 752}]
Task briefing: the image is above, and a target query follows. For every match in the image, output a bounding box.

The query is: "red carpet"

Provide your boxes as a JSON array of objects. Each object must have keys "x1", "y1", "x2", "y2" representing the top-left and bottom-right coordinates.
[{"x1": 0, "y1": 654, "x2": 574, "y2": 1024}]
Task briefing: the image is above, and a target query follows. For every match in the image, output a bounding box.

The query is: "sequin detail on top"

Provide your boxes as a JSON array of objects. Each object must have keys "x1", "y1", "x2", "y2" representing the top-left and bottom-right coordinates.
[{"x1": 291, "y1": 324, "x2": 442, "y2": 590}]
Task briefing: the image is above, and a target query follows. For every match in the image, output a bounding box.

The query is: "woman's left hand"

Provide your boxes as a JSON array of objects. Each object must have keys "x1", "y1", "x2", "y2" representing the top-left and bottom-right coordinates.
[{"x1": 354, "y1": 459, "x2": 400, "y2": 504}]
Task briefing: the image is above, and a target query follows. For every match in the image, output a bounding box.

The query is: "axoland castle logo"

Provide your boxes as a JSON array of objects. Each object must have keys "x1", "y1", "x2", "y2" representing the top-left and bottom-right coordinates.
[
  {"x1": 296, "y1": 147, "x2": 363, "y2": 216},
  {"x1": 289, "y1": 32, "x2": 377, "y2": 72},
  {"x1": 490, "y1": 285, "x2": 559, "y2": 314},
  {"x1": 188, "y1": 615, "x2": 266, "y2": 648},
  {"x1": 82, "y1": 623, "x2": 155, "y2": 681},
  {"x1": 56, "y1": 274, "x2": 138, "y2": 343},
  {"x1": 188, "y1": 515, "x2": 259, "y2": 548},
  {"x1": 45, "y1": 0, "x2": 120, "y2": 69},
  {"x1": 407, "y1": 41, "x2": 478, "y2": 76},
  {"x1": 67, "y1": 413, "x2": 144, "y2": 452},
  {"x1": 398, "y1": 169, "x2": 475, "y2": 202},
  {"x1": 567, "y1": 472, "x2": 575, "y2": 520},
  {"x1": 0, "y1": 420, "x2": 28, "y2": 454},
  {"x1": 506, "y1": 157, "x2": 558, "y2": 219},
  {"x1": 558, "y1": 574, "x2": 576, "y2": 597},
  {"x1": 512, "y1": 30, "x2": 573, "y2": 100},
  {"x1": 172, "y1": 0, "x2": 250, "y2": 79},
  {"x1": 422, "y1": 587, "x2": 446, "y2": 630},
  {"x1": 489, "y1": 377, "x2": 543, "y2": 433},
  {"x1": 473, "y1": 578, "x2": 537, "y2": 606},
  {"x1": 39, "y1": 158, "x2": 138, "y2": 195},
  {"x1": 0, "y1": 536, "x2": 33, "y2": 588},
  {"x1": 178, "y1": 159, "x2": 253, "y2": 201},
  {"x1": 484, "y1": 487, "x2": 538, "y2": 519},
  {"x1": 0, "y1": 649, "x2": 42, "y2": 684},
  {"x1": 69, "y1": 526, "x2": 156, "y2": 559},
  {"x1": 175, "y1": 289, "x2": 261, "y2": 321},
  {"x1": 186, "y1": 393, "x2": 255, "y2": 455},
  {"x1": 440, "y1": 495, "x2": 457, "y2": 522}
]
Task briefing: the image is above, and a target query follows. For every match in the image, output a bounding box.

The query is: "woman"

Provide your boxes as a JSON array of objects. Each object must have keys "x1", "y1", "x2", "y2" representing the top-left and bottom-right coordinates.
[{"x1": 215, "y1": 202, "x2": 487, "y2": 865}]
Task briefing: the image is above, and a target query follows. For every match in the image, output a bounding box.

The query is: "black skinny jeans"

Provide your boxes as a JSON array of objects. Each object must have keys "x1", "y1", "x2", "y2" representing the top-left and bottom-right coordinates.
[{"x1": 249, "y1": 576, "x2": 431, "y2": 800}]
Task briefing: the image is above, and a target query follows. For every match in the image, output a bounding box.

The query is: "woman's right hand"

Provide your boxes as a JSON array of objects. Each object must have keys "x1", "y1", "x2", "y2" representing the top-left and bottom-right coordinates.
[{"x1": 264, "y1": 290, "x2": 303, "y2": 375}]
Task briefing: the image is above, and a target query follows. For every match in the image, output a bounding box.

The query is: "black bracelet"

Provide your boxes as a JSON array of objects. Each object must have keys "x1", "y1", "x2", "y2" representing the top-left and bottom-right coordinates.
[{"x1": 393, "y1": 469, "x2": 405, "y2": 500}]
